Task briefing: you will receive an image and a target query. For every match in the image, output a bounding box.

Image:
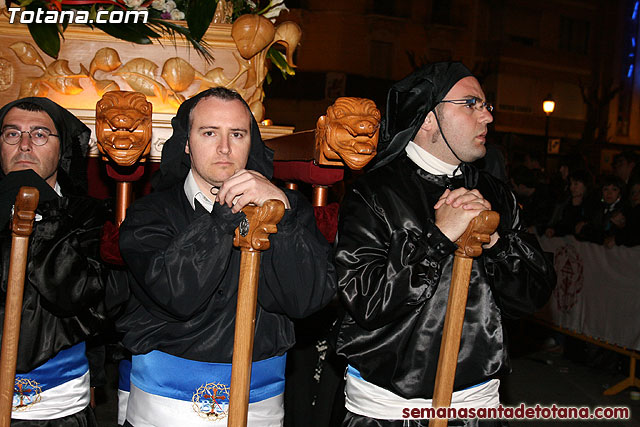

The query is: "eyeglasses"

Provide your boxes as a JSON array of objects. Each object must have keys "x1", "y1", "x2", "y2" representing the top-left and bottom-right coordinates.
[
  {"x1": 439, "y1": 97, "x2": 494, "y2": 113},
  {"x1": 1, "y1": 128, "x2": 59, "y2": 146}
]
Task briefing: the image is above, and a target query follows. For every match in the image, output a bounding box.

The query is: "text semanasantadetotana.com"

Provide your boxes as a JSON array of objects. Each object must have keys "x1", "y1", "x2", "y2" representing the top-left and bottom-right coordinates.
[{"x1": 402, "y1": 404, "x2": 630, "y2": 420}]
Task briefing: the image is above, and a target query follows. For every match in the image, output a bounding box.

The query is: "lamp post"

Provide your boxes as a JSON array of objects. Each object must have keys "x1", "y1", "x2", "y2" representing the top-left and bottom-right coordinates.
[{"x1": 542, "y1": 94, "x2": 555, "y2": 169}]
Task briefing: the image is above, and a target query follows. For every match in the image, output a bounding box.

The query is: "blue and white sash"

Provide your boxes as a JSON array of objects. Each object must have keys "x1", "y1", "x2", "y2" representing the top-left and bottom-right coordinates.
[
  {"x1": 345, "y1": 365, "x2": 500, "y2": 420},
  {"x1": 12, "y1": 342, "x2": 90, "y2": 420},
  {"x1": 118, "y1": 359, "x2": 132, "y2": 426},
  {"x1": 126, "y1": 351, "x2": 286, "y2": 426}
]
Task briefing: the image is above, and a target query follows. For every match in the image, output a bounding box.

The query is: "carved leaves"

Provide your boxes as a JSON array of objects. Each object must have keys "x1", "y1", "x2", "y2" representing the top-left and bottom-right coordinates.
[{"x1": 11, "y1": 42, "x2": 86, "y2": 97}]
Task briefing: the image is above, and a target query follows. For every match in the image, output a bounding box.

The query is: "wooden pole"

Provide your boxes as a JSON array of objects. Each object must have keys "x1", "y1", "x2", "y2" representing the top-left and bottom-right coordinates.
[
  {"x1": 115, "y1": 181, "x2": 133, "y2": 227},
  {"x1": 0, "y1": 187, "x2": 39, "y2": 427},
  {"x1": 228, "y1": 200, "x2": 285, "y2": 427},
  {"x1": 429, "y1": 210, "x2": 499, "y2": 427}
]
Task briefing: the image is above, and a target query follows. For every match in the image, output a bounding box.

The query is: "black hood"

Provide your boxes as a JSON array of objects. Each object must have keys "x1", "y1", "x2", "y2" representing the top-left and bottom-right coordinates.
[
  {"x1": 0, "y1": 97, "x2": 91, "y2": 193},
  {"x1": 373, "y1": 62, "x2": 473, "y2": 170},
  {"x1": 152, "y1": 88, "x2": 274, "y2": 191}
]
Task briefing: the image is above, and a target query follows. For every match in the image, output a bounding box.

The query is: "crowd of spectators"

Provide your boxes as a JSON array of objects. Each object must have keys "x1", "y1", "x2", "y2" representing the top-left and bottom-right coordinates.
[{"x1": 480, "y1": 147, "x2": 640, "y2": 248}]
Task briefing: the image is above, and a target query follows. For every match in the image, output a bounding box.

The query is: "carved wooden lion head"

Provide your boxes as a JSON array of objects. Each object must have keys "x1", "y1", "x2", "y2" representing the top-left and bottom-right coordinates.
[
  {"x1": 315, "y1": 97, "x2": 380, "y2": 170},
  {"x1": 96, "y1": 91, "x2": 152, "y2": 167}
]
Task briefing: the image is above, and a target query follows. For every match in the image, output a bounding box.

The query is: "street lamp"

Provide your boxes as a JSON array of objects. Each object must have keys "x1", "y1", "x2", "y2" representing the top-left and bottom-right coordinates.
[
  {"x1": 542, "y1": 94, "x2": 555, "y2": 169},
  {"x1": 543, "y1": 94, "x2": 555, "y2": 140}
]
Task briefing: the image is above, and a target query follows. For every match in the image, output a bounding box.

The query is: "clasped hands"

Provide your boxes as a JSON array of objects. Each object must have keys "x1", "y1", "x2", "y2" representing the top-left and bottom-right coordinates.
[
  {"x1": 434, "y1": 188, "x2": 499, "y2": 248},
  {"x1": 212, "y1": 169, "x2": 290, "y2": 213}
]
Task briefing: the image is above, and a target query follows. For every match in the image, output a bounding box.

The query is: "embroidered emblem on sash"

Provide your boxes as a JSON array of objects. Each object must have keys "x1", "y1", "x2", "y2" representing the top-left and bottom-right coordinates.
[
  {"x1": 192, "y1": 383, "x2": 230, "y2": 421},
  {"x1": 12, "y1": 378, "x2": 42, "y2": 411}
]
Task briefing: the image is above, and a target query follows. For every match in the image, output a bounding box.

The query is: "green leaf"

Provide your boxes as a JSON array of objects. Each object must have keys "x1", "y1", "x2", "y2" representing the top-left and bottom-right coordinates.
[
  {"x1": 186, "y1": 0, "x2": 217, "y2": 42},
  {"x1": 267, "y1": 47, "x2": 294, "y2": 79},
  {"x1": 27, "y1": 22, "x2": 60, "y2": 59},
  {"x1": 95, "y1": 23, "x2": 154, "y2": 45}
]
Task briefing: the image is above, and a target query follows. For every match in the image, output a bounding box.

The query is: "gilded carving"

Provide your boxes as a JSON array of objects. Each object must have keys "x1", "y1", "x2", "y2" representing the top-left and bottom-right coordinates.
[
  {"x1": 315, "y1": 97, "x2": 381, "y2": 170},
  {"x1": 213, "y1": 0, "x2": 234, "y2": 24},
  {"x1": 95, "y1": 91, "x2": 153, "y2": 167},
  {"x1": 0, "y1": 57, "x2": 13, "y2": 92},
  {"x1": 5, "y1": 16, "x2": 301, "y2": 121}
]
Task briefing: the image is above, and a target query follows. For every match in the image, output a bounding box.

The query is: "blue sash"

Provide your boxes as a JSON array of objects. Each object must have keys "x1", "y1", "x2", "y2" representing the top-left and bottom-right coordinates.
[
  {"x1": 131, "y1": 351, "x2": 285, "y2": 404},
  {"x1": 119, "y1": 359, "x2": 132, "y2": 392},
  {"x1": 15, "y1": 342, "x2": 88, "y2": 391}
]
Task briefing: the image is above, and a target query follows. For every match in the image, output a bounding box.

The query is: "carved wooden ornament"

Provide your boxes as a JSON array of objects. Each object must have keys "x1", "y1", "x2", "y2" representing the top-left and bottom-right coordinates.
[
  {"x1": 233, "y1": 200, "x2": 286, "y2": 252},
  {"x1": 454, "y1": 210, "x2": 500, "y2": 258},
  {"x1": 315, "y1": 97, "x2": 381, "y2": 170},
  {"x1": 95, "y1": 91, "x2": 153, "y2": 167}
]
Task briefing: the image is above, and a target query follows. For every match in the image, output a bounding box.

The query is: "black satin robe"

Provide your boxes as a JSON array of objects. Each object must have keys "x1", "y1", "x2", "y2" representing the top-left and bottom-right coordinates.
[
  {"x1": 116, "y1": 184, "x2": 336, "y2": 362},
  {"x1": 335, "y1": 155, "x2": 556, "y2": 400},
  {"x1": 0, "y1": 194, "x2": 108, "y2": 374}
]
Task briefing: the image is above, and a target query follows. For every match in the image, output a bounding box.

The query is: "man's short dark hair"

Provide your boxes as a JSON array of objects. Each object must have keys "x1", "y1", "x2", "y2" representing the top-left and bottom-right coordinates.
[
  {"x1": 600, "y1": 174, "x2": 625, "y2": 192},
  {"x1": 510, "y1": 165, "x2": 537, "y2": 188},
  {"x1": 2, "y1": 101, "x2": 46, "y2": 128},
  {"x1": 569, "y1": 169, "x2": 593, "y2": 188},
  {"x1": 187, "y1": 87, "x2": 248, "y2": 135}
]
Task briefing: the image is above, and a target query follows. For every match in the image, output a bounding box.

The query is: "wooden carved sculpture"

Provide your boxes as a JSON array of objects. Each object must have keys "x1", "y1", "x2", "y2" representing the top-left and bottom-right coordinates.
[
  {"x1": 264, "y1": 97, "x2": 380, "y2": 206},
  {"x1": 315, "y1": 97, "x2": 381, "y2": 170},
  {"x1": 429, "y1": 210, "x2": 500, "y2": 427},
  {"x1": 96, "y1": 91, "x2": 153, "y2": 226},
  {"x1": 0, "y1": 187, "x2": 39, "y2": 427},
  {"x1": 228, "y1": 200, "x2": 285, "y2": 427},
  {"x1": 96, "y1": 91, "x2": 153, "y2": 167}
]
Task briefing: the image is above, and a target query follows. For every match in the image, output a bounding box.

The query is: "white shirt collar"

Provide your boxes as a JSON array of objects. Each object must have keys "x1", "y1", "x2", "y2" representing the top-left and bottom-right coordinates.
[
  {"x1": 405, "y1": 141, "x2": 461, "y2": 177},
  {"x1": 53, "y1": 181, "x2": 62, "y2": 197},
  {"x1": 183, "y1": 170, "x2": 214, "y2": 213}
]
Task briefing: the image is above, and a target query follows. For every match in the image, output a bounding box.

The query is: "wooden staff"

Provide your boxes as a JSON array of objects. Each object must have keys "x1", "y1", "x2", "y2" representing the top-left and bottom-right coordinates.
[
  {"x1": 429, "y1": 210, "x2": 500, "y2": 427},
  {"x1": 0, "y1": 187, "x2": 40, "y2": 427},
  {"x1": 228, "y1": 200, "x2": 285, "y2": 427}
]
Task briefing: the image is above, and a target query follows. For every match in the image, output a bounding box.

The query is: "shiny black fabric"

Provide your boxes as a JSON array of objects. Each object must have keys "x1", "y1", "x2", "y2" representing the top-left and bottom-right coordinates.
[
  {"x1": 335, "y1": 155, "x2": 556, "y2": 399},
  {"x1": 10, "y1": 405, "x2": 97, "y2": 427},
  {"x1": 343, "y1": 411, "x2": 509, "y2": 427},
  {"x1": 0, "y1": 176, "x2": 108, "y2": 373},
  {"x1": 117, "y1": 184, "x2": 336, "y2": 361}
]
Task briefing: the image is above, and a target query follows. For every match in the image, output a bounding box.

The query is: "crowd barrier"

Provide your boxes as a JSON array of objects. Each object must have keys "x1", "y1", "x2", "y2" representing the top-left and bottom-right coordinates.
[{"x1": 534, "y1": 236, "x2": 640, "y2": 395}]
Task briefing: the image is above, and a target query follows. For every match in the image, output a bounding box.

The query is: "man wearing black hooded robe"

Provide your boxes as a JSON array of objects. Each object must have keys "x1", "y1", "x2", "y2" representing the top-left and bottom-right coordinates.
[
  {"x1": 115, "y1": 87, "x2": 336, "y2": 426},
  {"x1": 0, "y1": 97, "x2": 109, "y2": 426},
  {"x1": 333, "y1": 63, "x2": 556, "y2": 426}
]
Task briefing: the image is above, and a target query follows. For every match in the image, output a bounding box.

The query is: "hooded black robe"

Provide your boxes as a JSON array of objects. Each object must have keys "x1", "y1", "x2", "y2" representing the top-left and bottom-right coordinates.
[
  {"x1": 116, "y1": 89, "x2": 336, "y2": 363},
  {"x1": 334, "y1": 64, "x2": 556, "y2": 426},
  {"x1": 0, "y1": 98, "x2": 108, "y2": 426}
]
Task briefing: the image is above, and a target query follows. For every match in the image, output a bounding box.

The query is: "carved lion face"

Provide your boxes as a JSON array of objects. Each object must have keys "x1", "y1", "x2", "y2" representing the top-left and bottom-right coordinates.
[
  {"x1": 315, "y1": 98, "x2": 380, "y2": 170},
  {"x1": 96, "y1": 91, "x2": 152, "y2": 167}
]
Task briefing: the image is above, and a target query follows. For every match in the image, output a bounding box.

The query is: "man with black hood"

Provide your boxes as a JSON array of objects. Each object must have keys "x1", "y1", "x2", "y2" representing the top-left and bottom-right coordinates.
[
  {"x1": 116, "y1": 87, "x2": 336, "y2": 426},
  {"x1": 0, "y1": 97, "x2": 108, "y2": 425},
  {"x1": 334, "y1": 63, "x2": 556, "y2": 426}
]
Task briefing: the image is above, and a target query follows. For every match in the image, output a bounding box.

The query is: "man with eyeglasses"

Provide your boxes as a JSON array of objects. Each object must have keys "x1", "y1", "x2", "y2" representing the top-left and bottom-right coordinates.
[
  {"x1": 0, "y1": 97, "x2": 108, "y2": 426},
  {"x1": 333, "y1": 62, "x2": 556, "y2": 426}
]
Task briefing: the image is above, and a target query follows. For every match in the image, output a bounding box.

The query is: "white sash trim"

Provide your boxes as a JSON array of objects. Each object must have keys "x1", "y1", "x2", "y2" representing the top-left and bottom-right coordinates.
[
  {"x1": 118, "y1": 389, "x2": 130, "y2": 426},
  {"x1": 11, "y1": 370, "x2": 90, "y2": 420},
  {"x1": 126, "y1": 383, "x2": 284, "y2": 426},
  {"x1": 345, "y1": 374, "x2": 500, "y2": 420}
]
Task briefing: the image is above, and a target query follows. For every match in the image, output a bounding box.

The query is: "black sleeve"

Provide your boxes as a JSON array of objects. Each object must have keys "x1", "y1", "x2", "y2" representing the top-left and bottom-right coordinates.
[
  {"x1": 28, "y1": 198, "x2": 108, "y2": 317},
  {"x1": 256, "y1": 190, "x2": 336, "y2": 319},
  {"x1": 335, "y1": 186, "x2": 458, "y2": 330},
  {"x1": 483, "y1": 190, "x2": 557, "y2": 319}
]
